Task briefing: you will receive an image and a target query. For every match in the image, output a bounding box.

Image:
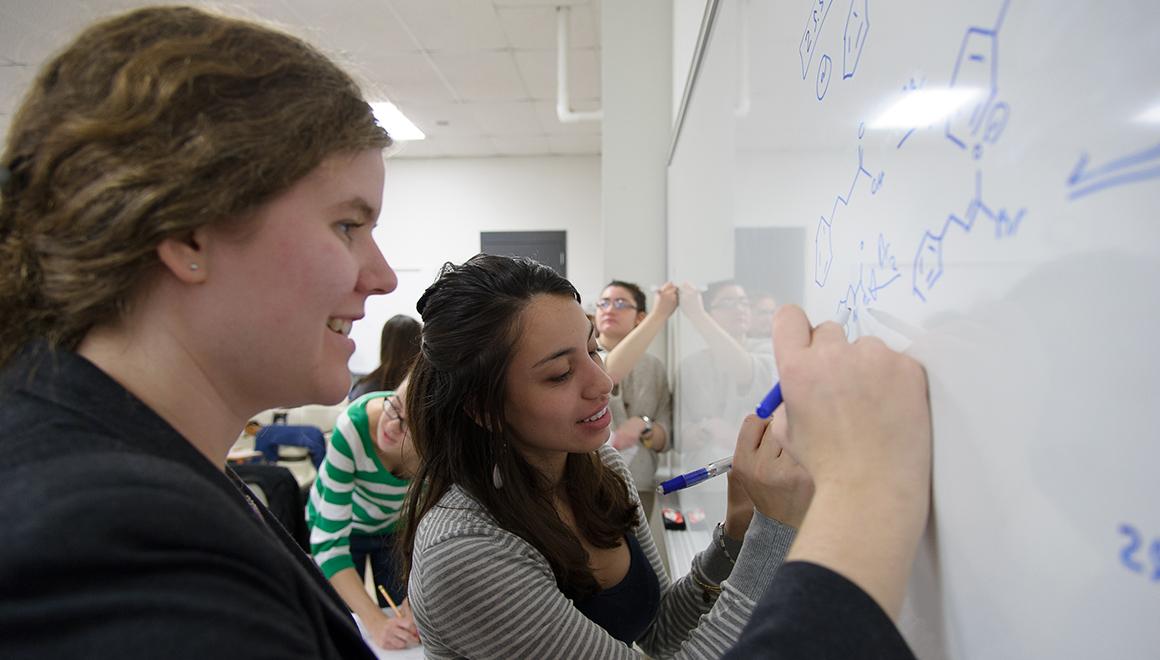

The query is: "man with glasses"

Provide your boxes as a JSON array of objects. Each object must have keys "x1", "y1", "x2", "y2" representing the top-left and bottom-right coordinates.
[{"x1": 677, "y1": 280, "x2": 779, "y2": 525}]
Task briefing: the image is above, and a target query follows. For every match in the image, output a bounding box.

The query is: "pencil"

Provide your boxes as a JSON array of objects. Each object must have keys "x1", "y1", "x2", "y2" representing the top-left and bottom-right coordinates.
[{"x1": 377, "y1": 584, "x2": 403, "y2": 619}]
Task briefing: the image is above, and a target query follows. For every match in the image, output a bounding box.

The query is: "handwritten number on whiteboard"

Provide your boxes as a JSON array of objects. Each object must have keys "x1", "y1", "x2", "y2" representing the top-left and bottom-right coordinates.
[
  {"x1": 1151, "y1": 539, "x2": 1160, "y2": 581},
  {"x1": 1119, "y1": 524, "x2": 1144, "y2": 573}
]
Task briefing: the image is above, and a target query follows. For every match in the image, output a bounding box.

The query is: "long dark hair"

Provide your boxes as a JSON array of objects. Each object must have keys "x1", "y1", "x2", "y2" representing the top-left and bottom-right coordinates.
[
  {"x1": 353, "y1": 315, "x2": 421, "y2": 393},
  {"x1": 399, "y1": 254, "x2": 638, "y2": 599}
]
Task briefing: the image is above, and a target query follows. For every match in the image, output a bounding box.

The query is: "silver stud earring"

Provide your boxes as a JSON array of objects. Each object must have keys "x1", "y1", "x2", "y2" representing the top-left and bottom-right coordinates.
[{"x1": 188, "y1": 263, "x2": 200, "y2": 271}]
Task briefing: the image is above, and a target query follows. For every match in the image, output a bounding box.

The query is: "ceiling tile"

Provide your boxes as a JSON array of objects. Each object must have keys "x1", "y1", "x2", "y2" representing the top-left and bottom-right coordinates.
[
  {"x1": 514, "y1": 48, "x2": 600, "y2": 101},
  {"x1": 393, "y1": 101, "x2": 482, "y2": 137},
  {"x1": 469, "y1": 100, "x2": 544, "y2": 136},
  {"x1": 428, "y1": 50, "x2": 527, "y2": 102},
  {"x1": 279, "y1": 0, "x2": 418, "y2": 57},
  {"x1": 0, "y1": 0, "x2": 602, "y2": 159},
  {"x1": 493, "y1": 0, "x2": 593, "y2": 6},
  {"x1": 388, "y1": 0, "x2": 508, "y2": 53},
  {"x1": 495, "y1": 5, "x2": 597, "y2": 51},
  {"x1": 355, "y1": 51, "x2": 457, "y2": 104}
]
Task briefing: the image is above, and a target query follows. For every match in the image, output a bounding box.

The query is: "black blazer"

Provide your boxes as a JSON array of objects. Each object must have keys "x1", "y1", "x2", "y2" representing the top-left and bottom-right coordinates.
[{"x1": 0, "y1": 344, "x2": 374, "y2": 659}]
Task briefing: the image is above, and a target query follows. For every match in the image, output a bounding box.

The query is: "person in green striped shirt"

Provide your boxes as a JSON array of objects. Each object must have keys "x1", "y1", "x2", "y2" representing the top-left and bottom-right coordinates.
[{"x1": 307, "y1": 382, "x2": 419, "y2": 650}]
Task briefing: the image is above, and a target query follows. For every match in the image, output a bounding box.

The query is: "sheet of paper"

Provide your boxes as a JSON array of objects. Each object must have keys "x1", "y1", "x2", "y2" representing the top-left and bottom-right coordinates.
[{"x1": 352, "y1": 610, "x2": 425, "y2": 659}]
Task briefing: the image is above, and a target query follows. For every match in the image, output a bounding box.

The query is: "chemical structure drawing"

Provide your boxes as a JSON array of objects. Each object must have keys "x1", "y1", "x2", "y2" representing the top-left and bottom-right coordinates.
[
  {"x1": 800, "y1": 0, "x2": 869, "y2": 101},
  {"x1": 912, "y1": 170, "x2": 1026, "y2": 302},
  {"x1": 799, "y1": 0, "x2": 835, "y2": 80},
  {"x1": 842, "y1": 0, "x2": 869, "y2": 80},
  {"x1": 814, "y1": 123, "x2": 886, "y2": 288},
  {"x1": 817, "y1": 54, "x2": 833, "y2": 100},
  {"x1": 837, "y1": 233, "x2": 902, "y2": 324},
  {"x1": 1066, "y1": 142, "x2": 1160, "y2": 201},
  {"x1": 945, "y1": 0, "x2": 1012, "y2": 160}
]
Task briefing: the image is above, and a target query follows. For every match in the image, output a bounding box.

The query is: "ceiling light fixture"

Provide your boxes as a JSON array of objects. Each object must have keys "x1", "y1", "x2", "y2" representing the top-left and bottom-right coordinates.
[{"x1": 370, "y1": 102, "x2": 425, "y2": 141}]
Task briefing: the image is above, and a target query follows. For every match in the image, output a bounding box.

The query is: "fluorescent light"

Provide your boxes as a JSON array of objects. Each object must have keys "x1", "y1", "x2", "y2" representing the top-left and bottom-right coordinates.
[
  {"x1": 370, "y1": 102, "x2": 425, "y2": 141},
  {"x1": 1134, "y1": 103, "x2": 1160, "y2": 124},
  {"x1": 869, "y1": 88, "x2": 983, "y2": 129}
]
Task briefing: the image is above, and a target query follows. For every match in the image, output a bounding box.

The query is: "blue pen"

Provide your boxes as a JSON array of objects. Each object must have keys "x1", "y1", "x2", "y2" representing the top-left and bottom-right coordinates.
[
  {"x1": 659, "y1": 307, "x2": 855, "y2": 496},
  {"x1": 755, "y1": 306, "x2": 852, "y2": 419},
  {"x1": 656, "y1": 456, "x2": 733, "y2": 495}
]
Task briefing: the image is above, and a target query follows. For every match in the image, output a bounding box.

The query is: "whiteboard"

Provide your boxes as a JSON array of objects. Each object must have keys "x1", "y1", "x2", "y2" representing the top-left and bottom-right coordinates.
[{"x1": 667, "y1": 2, "x2": 1160, "y2": 658}]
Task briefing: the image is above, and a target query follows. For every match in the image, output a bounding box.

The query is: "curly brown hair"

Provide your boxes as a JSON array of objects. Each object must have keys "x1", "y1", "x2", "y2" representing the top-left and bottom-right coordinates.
[{"x1": 0, "y1": 6, "x2": 391, "y2": 367}]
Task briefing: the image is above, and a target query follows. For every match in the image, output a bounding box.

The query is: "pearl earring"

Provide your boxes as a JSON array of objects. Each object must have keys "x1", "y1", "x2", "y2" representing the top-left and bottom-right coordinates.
[{"x1": 188, "y1": 263, "x2": 200, "y2": 271}]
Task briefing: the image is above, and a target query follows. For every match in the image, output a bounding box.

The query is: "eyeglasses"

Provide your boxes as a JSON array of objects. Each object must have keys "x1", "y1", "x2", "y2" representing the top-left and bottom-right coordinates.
[
  {"x1": 384, "y1": 395, "x2": 405, "y2": 426},
  {"x1": 595, "y1": 298, "x2": 638, "y2": 311}
]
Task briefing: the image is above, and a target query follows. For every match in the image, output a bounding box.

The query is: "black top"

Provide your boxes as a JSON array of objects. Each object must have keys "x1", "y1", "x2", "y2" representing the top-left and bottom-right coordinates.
[
  {"x1": 0, "y1": 343, "x2": 375, "y2": 659},
  {"x1": 573, "y1": 532, "x2": 662, "y2": 645},
  {"x1": 724, "y1": 560, "x2": 917, "y2": 660}
]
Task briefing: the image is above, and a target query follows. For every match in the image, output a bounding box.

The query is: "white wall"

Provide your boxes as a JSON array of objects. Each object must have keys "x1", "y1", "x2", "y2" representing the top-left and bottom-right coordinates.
[
  {"x1": 601, "y1": 0, "x2": 672, "y2": 360},
  {"x1": 349, "y1": 154, "x2": 603, "y2": 373}
]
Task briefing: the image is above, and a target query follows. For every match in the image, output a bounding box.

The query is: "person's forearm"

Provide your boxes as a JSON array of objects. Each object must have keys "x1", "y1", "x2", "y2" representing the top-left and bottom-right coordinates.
[
  {"x1": 604, "y1": 313, "x2": 668, "y2": 384},
  {"x1": 329, "y1": 566, "x2": 388, "y2": 623},
  {"x1": 785, "y1": 483, "x2": 928, "y2": 621}
]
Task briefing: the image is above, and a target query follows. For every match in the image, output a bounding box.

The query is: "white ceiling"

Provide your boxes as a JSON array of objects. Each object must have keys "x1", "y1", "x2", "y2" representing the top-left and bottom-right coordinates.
[{"x1": 0, "y1": 0, "x2": 603, "y2": 158}]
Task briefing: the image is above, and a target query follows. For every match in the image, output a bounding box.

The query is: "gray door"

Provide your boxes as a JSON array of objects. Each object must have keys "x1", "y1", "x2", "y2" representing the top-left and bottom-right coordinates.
[
  {"x1": 480, "y1": 230, "x2": 567, "y2": 277},
  {"x1": 735, "y1": 227, "x2": 805, "y2": 306}
]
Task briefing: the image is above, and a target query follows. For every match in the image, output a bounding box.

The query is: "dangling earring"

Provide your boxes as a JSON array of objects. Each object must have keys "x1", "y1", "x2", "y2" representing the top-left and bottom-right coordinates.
[{"x1": 492, "y1": 440, "x2": 505, "y2": 490}]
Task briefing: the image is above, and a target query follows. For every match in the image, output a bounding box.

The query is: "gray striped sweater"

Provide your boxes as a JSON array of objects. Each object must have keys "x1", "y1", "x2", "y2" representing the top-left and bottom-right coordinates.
[{"x1": 408, "y1": 445, "x2": 796, "y2": 658}]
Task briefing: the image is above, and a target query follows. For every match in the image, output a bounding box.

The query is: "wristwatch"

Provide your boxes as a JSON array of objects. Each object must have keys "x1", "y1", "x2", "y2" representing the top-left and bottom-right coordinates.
[{"x1": 639, "y1": 415, "x2": 655, "y2": 449}]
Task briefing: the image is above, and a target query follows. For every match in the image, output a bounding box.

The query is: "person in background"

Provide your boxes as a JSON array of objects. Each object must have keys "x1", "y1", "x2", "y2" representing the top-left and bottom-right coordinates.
[
  {"x1": 678, "y1": 280, "x2": 778, "y2": 519},
  {"x1": 745, "y1": 291, "x2": 778, "y2": 354},
  {"x1": 399, "y1": 255, "x2": 810, "y2": 658},
  {"x1": 0, "y1": 7, "x2": 395, "y2": 658},
  {"x1": 308, "y1": 381, "x2": 421, "y2": 650},
  {"x1": 595, "y1": 279, "x2": 677, "y2": 567},
  {"x1": 349, "y1": 314, "x2": 421, "y2": 400}
]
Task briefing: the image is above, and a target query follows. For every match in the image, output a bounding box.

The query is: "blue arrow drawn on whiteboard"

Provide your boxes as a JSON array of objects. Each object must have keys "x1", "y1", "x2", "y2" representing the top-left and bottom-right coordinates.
[{"x1": 1066, "y1": 142, "x2": 1160, "y2": 201}]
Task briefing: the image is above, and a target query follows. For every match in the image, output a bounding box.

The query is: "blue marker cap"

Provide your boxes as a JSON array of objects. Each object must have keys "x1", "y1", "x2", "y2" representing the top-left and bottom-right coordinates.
[
  {"x1": 755, "y1": 382, "x2": 783, "y2": 419},
  {"x1": 657, "y1": 468, "x2": 710, "y2": 495}
]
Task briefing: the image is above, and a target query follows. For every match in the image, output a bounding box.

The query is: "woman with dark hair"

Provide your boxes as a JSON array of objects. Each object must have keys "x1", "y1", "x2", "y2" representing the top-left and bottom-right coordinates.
[
  {"x1": 399, "y1": 254, "x2": 809, "y2": 658},
  {"x1": 0, "y1": 7, "x2": 394, "y2": 658},
  {"x1": 349, "y1": 314, "x2": 421, "y2": 399}
]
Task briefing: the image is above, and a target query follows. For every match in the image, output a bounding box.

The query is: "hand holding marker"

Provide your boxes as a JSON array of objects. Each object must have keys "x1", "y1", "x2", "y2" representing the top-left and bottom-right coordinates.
[{"x1": 656, "y1": 306, "x2": 854, "y2": 496}]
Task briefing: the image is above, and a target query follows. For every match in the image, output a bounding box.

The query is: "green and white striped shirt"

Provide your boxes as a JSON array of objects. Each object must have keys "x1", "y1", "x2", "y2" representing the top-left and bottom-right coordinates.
[{"x1": 306, "y1": 391, "x2": 409, "y2": 579}]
